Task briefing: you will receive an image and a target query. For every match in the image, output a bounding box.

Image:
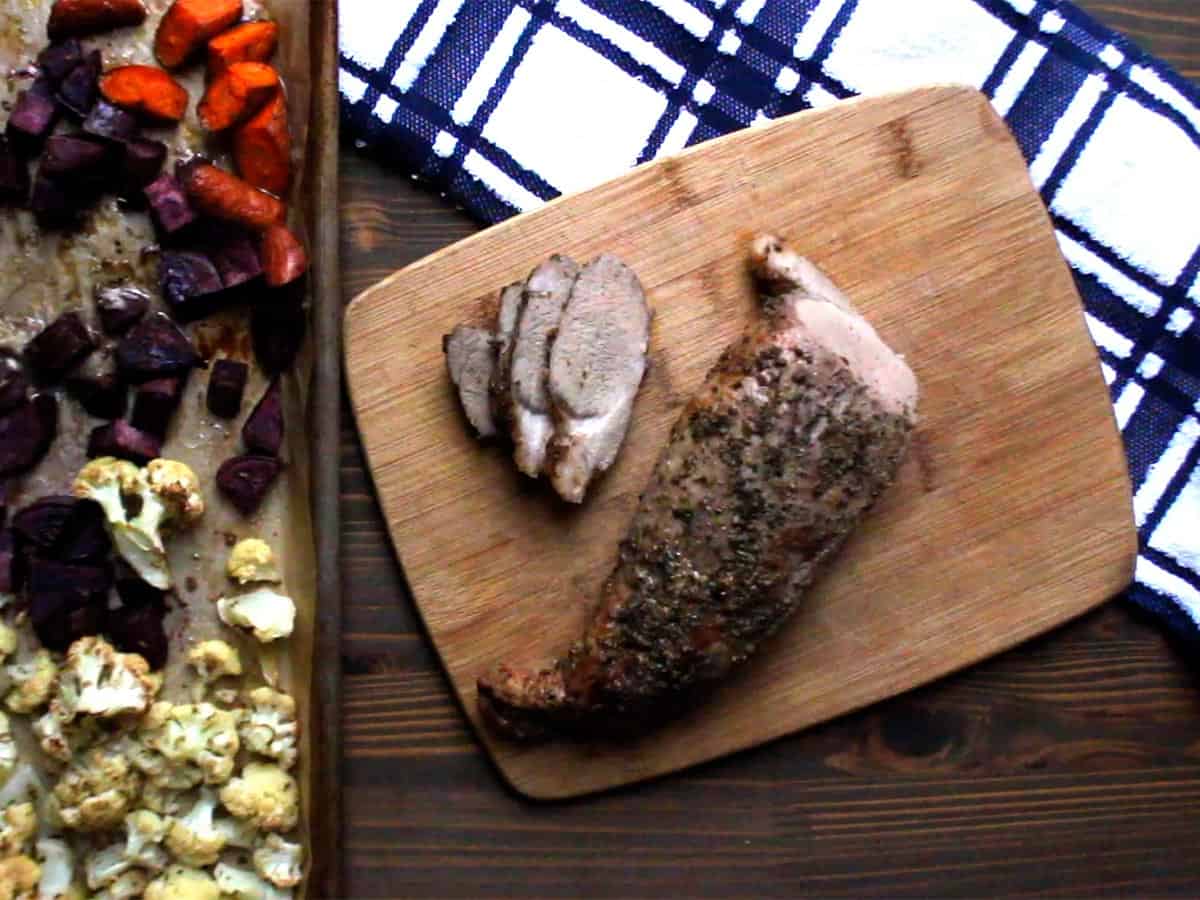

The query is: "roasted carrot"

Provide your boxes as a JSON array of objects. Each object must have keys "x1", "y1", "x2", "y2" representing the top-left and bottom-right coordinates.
[
  {"x1": 48, "y1": 0, "x2": 147, "y2": 40},
  {"x1": 100, "y1": 65, "x2": 190, "y2": 123},
  {"x1": 208, "y1": 21, "x2": 278, "y2": 76},
  {"x1": 260, "y1": 224, "x2": 307, "y2": 287},
  {"x1": 198, "y1": 62, "x2": 278, "y2": 131},
  {"x1": 233, "y1": 90, "x2": 290, "y2": 195},
  {"x1": 179, "y1": 161, "x2": 286, "y2": 231},
  {"x1": 155, "y1": 0, "x2": 243, "y2": 69}
]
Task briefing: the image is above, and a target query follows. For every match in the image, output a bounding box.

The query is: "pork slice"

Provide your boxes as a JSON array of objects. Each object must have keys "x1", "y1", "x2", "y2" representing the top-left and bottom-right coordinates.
[
  {"x1": 489, "y1": 282, "x2": 525, "y2": 430},
  {"x1": 508, "y1": 255, "x2": 580, "y2": 477},
  {"x1": 444, "y1": 325, "x2": 498, "y2": 438},
  {"x1": 545, "y1": 254, "x2": 651, "y2": 503}
]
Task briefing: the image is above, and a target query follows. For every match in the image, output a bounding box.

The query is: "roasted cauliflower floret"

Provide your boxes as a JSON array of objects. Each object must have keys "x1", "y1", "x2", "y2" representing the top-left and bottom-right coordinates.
[
  {"x1": 0, "y1": 714, "x2": 16, "y2": 781},
  {"x1": 138, "y1": 782, "x2": 190, "y2": 818},
  {"x1": 93, "y1": 868, "x2": 147, "y2": 900},
  {"x1": 4, "y1": 651, "x2": 57, "y2": 715},
  {"x1": 227, "y1": 539, "x2": 282, "y2": 585},
  {"x1": 253, "y1": 833, "x2": 303, "y2": 889},
  {"x1": 84, "y1": 843, "x2": 133, "y2": 892},
  {"x1": 241, "y1": 688, "x2": 298, "y2": 770},
  {"x1": 72, "y1": 458, "x2": 143, "y2": 524},
  {"x1": 0, "y1": 803, "x2": 35, "y2": 858},
  {"x1": 214, "y1": 815, "x2": 258, "y2": 849},
  {"x1": 219, "y1": 763, "x2": 298, "y2": 832},
  {"x1": 214, "y1": 862, "x2": 292, "y2": 900},
  {"x1": 0, "y1": 855, "x2": 39, "y2": 900},
  {"x1": 135, "y1": 702, "x2": 241, "y2": 787},
  {"x1": 32, "y1": 712, "x2": 101, "y2": 764},
  {"x1": 52, "y1": 744, "x2": 142, "y2": 832},
  {"x1": 51, "y1": 637, "x2": 159, "y2": 722},
  {"x1": 0, "y1": 625, "x2": 16, "y2": 664},
  {"x1": 187, "y1": 641, "x2": 243, "y2": 683},
  {"x1": 216, "y1": 589, "x2": 295, "y2": 643},
  {"x1": 35, "y1": 838, "x2": 76, "y2": 900},
  {"x1": 143, "y1": 865, "x2": 219, "y2": 900},
  {"x1": 165, "y1": 788, "x2": 226, "y2": 867},
  {"x1": 122, "y1": 810, "x2": 169, "y2": 872}
]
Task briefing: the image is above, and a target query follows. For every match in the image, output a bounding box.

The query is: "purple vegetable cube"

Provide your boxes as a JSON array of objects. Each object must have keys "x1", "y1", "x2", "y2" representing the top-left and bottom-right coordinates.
[
  {"x1": 120, "y1": 138, "x2": 166, "y2": 193},
  {"x1": 0, "y1": 351, "x2": 29, "y2": 413},
  {"x1": 206, "y1": 358, "x2": 248, "y2": 419},
  {"x1": 37, "y1": 40, "x2": 83, "y2": 85},
  {"x1": 27, "y1": 559, "x2": 110, "y2": 651},
  {"x1": 54, "y1": 498, "x2": 111, "y2": 563},
  {"x1": 94, "y1": 284, "x2": 149, "y2": 335},
  {"x1": 6, "y1": 79, "x2": 59, "y2": 151},
  {"x1": 0, "y1": 138, "x2": 30, "y2": 205},
  {"x1": 39, "y1": 134, "x2": 111, "y2": 182},
  {"x1": 0, "y1": 398, "x2": 57, "y2": 476},
  {"x1": 87, "y1": 419, "x2": 161, "y2": 464},
  {"x1": 143, "y1": 173, "x2": 196, "y2": 235},
  {"x1": 56, "y1": 49, "x2": 101, "y2": 118},
  {"x1": 30, "y1": 175, "x2": 79, "y2": 228},
  {"x1": 11, "y1": 496, "x2": 81, "y2": 554},
  {"x1": 210, "y1": 232, "x2": 262, "y2": 289},
  {"x1": 34, "y1": 392, "x2": 59, "y2": 441},
  {"x1": 24, "y1": 311, "x2": 96, "y2": 382},
  {"x1": 217, "y1": 454, "x2": 282, "y2": 515},
  {"x1": 159, "y1": 251, "x2": 225, "y2": 321},
  {"x1": 130, "y1": 376, "x2": 184, "y2": 437},
  {"x1": 113, "y1": 557, "x2": 166, "y2": 606},
  {"x1": 252, "y1": 296, "x2": 307, "y2": 375},
  {"x1": 107, "y1": 602, "x2": 168, "y2": 669},
  {"x1": 115, "y1": 313, "x2": 202, "y2": 383},
  {"x1": 66, "y1": 369, "x2": 127, "y2": 419},
  {"x1": 82, "y1": 99, "x2": 138, "y2": 143},
  {"x1": 243, "y1": 377, "x2": 283, "y2": 456}
]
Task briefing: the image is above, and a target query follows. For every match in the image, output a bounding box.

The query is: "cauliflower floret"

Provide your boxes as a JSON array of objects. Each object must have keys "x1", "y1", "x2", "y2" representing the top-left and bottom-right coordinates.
[
  {"x1": 0, "y1": 625, "x2": 16, "y2": 664},
  {"x1": 84, "y1": 844, "x2": 132, "y2": 892},
  {"x1": 4, "y1": 652, "x2": 56, "y2": 715},
  {"x1": 143, "y1": 865, "x2": 219, "y2": 900},
  {"x1": 32, "y1": 712, "x2": 101, "y2": 764},
  {"x1": 52, "y1": 744, "x2": 141, "y2": 832},
  {"x1": 187, "y1": 641, "x2": 243, "y2": 683},
  {"x1": 35, "y1": 838, "x2": 76, "y2": 899},
  {"x1": 92, "y1": 869, "x2": 147, "y2": 900},
  {"x1": 227, "y1": 539, "x2": 282, "y2": 585},
  {"x1": 123, "y1": 810, "x2": 169, "y2": 871},
  {"x1": 219, "y1": 763, "x2": 298, "y2": 832},
  {"x1": 241, "y1": 688, "x2": 298, "y2": 770},
  {"x1": 165, "y1": 788, "x2": 226, "y2": 867},
  {"x1": 0, "y1": 855, "x2": 39, "y2": 900},
  {"x1": 213, "y1": 863, "x2": 292, "y2": 900},
  {"x1": 138, "y1": 783, "x2": 189, "y2": 818},
  {"x1": 253, "y1": 834, "x2": 303, "y2": 889},
  {"x1": 0, "y1": 804, "x2": 35, "y2": 857},
  {"x1": 135, "y1": 702, "x2": 241, "y2": 787},
  {"x1": 71, "y1": 458, "x2": 144, "y2": 525},
  {"x1": 216, "y1": 589, "x2": 295, "y2": 643},
  {"x1": 0, "y1": 714, "x2": 15, "y2": 781},
  {"x1": 214, "y1": 815, "x2": 257, "y2": 849},
  {"x1": 51, "y1": 637, "x2": 159, "y2": 722}
]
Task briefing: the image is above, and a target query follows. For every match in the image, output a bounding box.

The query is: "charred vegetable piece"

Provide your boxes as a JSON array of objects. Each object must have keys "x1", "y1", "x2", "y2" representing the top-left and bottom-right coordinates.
[
  {"x1": 0, "y1": 352, "x2": 29, "y2": 413},
  {"x1": 107, "y1": 602, "x2": 168, "y2": 668},
  {"x1": 120, "y1": 138, "x2": 167, "y2": 194},
  {"x1": 29, "y1": 175, "x2": 77, "y2": 229},
  {"x1": 87, "y1": 419, "x2": 162, "y2": 464},
  {"x1": 66, "y1": 369, "x2": 126, "y2": 420},
  {"x1": 0, "y1": 396, "x2": 57, "y2": 476},
  {"x1": 208, "y1": 21, "x2": 278, "y2": 75},
  {"x1": 48, "y1": 0, "x2": 148, "y2": 40},
  {"x1": 115, "y1": 313, "x2": 202, "y2": 382},
  {"x1": 33, "y1": 393, "x2": 59, "y2": 450},
  {"x1": 160, "y1": 251, "x2": 225, "y2": 321},
  {"x1": 144, "y1": 173, "x2": 197, "y2": 235},
  {"x1": 82, "y1": 99, "x2": 139, "y2": 143},
  {"x1": 55, "y1": 498, "x2": 112, "y2": 563},
  {"x1": 199, "y1": 61, "x2": 278, "y2": 131},
  {"x1": 242, "y1": 377, "x2": 282, "y2": 456},
  {"x1": 210, "y1": 231, "x2": 262, "y2": 288},
  {"x1": 178, "y1": 160, "x2": 285, "y2": 231},
  {"x1": 113, "y1": 557, "x2": 166, "y2": 606},
  {"x1": 39, "y1": 134, "x2": 111, "y2": 182},
  {"x1": 251, "y1": 297, "x2": 306, "y2": 376},
  {"x1": 217, "y1": 454, "x2": 282, "y2": 515},
  {"x1": 130, "y1": 376, "x2": 184, "y2": 437},
  {"x1": 0, "y1": 138, "x2": 31, "y2": 205},
  {"x1": 94, "y1": 284, "x2": 150, "y2": 335},
  {"x1": 260, "y1": 224, "x2": 307, "y2": 287},
  {"x1": 233, "y1": 89, "x2": 289, "y2": 195},
  {"x1": 57, "y1": 49, "x2": 102, "y2": 118},
  {"x1": 7, "y1": 80, "x2": 60, "y2": 151},
  {"x1": 156, "y1": 0, "x2": 244, "y2": 69},
  {"x1": 206, "y1": 358, "x2": 247, "y2": 419},
  {"x1": 99, "y1": 65, "x2": 189, "y2": 123},
  {"x1": 0, "y1": 530, "x2": 12, "y2": 594},
  {"x1": 27, "y1": 559, "x2": 110, "y2": 651},
  {"x1": 11, "y1": 496, "x2": 81, "y2": 554},
  {"x1": 24, "y1": 312, "x2": 96, "y2": 382},
  {"x1": 37, "y1": 39, "x2": 84, "y2": 85}
]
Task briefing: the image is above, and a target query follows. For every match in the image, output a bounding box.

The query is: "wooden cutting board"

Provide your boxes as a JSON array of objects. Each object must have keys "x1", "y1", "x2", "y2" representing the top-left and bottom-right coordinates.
[{"x1": 344, "y1": 86, "x2": 1136, "y2": 800}]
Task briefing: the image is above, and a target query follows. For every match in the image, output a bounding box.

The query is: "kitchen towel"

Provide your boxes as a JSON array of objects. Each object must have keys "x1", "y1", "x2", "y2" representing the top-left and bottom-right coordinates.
[{"x1": 339, "y1": 0, "x2": 1200, "y2": 646}]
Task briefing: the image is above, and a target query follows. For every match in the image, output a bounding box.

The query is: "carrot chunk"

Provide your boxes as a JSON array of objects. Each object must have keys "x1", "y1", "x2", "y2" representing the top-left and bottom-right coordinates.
[
  {"x1": 198, "y1": 61, "x2": 278, "y2": 131},
  {"x1": 155, "y1": 0, "x2": 243, "y2": 69},
  {"x1": 48, "y1": 0, "x2": 147, "y2": 40},
  {"x1": 260, "y1": 224, "x2": 307, "y2": 287},
  {"x1": 208, "y1": 21, "x2": 278, "y2": 76},
  {"x1": 233, "y1": 91, "x2": 290, "y2": 195},
  {"x1": 179, "y1": 161, "x2": 286, "y2": 232},
  {"x1": 100, "y1": 65, "x2": 189, "y2": 123}
]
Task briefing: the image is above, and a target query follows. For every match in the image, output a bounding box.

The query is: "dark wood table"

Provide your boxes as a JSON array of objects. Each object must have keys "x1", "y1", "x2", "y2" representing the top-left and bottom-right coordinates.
[{"x1": 337, "y1": 3, "x2": 1200, "y2": 896}]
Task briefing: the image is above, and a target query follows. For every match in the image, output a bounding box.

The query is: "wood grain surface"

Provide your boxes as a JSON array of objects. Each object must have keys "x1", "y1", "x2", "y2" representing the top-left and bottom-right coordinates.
[
  {"x1": 337, "y1": 1, "x2": 1200, "y2": 894},
  {"x1": 345, "y1": 86, "x2": 1135, "y2": 800}
]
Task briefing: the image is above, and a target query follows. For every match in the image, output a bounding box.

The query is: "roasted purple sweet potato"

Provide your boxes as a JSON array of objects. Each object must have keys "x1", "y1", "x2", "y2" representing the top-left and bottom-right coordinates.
[
  {"x1": 130, "y1": 376, "x2": 184, "y2": 437},
  {"x1": 94, "y1": 284, "x2": 149, "y2": 335},
  {"x1": 107, "y1": 602, "x2": 167, "y2": 668},
  {"x1": 24, "y1": 311, "x2": 96, "y2": 382},
  {"x1": 113, "y1": 556, "x2": 165, "y2": 606},
  {"x1": 217, "y1": 454, "x2": 282, "y2": 515},
  {"x1": 206, "y1": 358, "x2": 247, "y2": 419},
  {"x1": 0, "y1": 397, "x2": 57, "y2": 476},
  {"x1": 39, "y1": 134, "x2": 111, "y2": 182},
  {"x1": 55, "y1": 498, "x2": 111, "y2": 562},
  {"x1": 115, "y1": 312, "x2": 202, "y2": 382},
  {"x1": 82, "y1": 99, "x2": 139, "y2": 143},
  {"x1": 159, "y1": 250, "x2": 224, "y2": 320},
  {"x1": 27, "y1": 559, "x2": 110, "y2": 651},
  {"x1": 33, "y1": 393, "x2": 59, "y2": 451},
  {"x1": 87, "y1": 419, "x2": 161, "y2": 463},
  {"x1": 66, "y1": 369, "x2": 126, "y2": 419},
  {"x1": 0, "y1": 139, "x2": 30, "y2": 205},
  {"x1": 0, "y1": 352, "x2": 29, "y2": 413},
  {"x1": 29, "y1": 175, "x2": 77, "y2": 228},
  {"x1": 209, "y1": 231, "x2": 262, "y2": 289},
  {"x1": 37, "y1": 39, "x2": 84, "y2": 85},
  {"x1": 120, "y1": 138, "x2": 167, "y2": 194},
  {"x1": 11, "y1": 496, "x2": 82, "y2": 553},
  {"x1": 57, "y1": 49, "x2": 102, "y2": 118},
  {"x1": 251, "y1": 296, "x2": 306, "y2": 375},
  {"x1": 242, "y1": 377, "x2": 282, "y2": 456},
  {"x1": 7, "y1": 79, "x2": 60, "y2": 151},
  {"x1": 143, "y1": 172, "x2": 196, "y2": 235}
]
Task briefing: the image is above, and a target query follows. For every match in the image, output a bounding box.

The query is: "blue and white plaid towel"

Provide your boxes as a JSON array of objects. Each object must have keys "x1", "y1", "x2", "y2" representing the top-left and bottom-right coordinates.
[{"x1": 339, "y1": 0, "x2": 1200, "y2": 647}]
